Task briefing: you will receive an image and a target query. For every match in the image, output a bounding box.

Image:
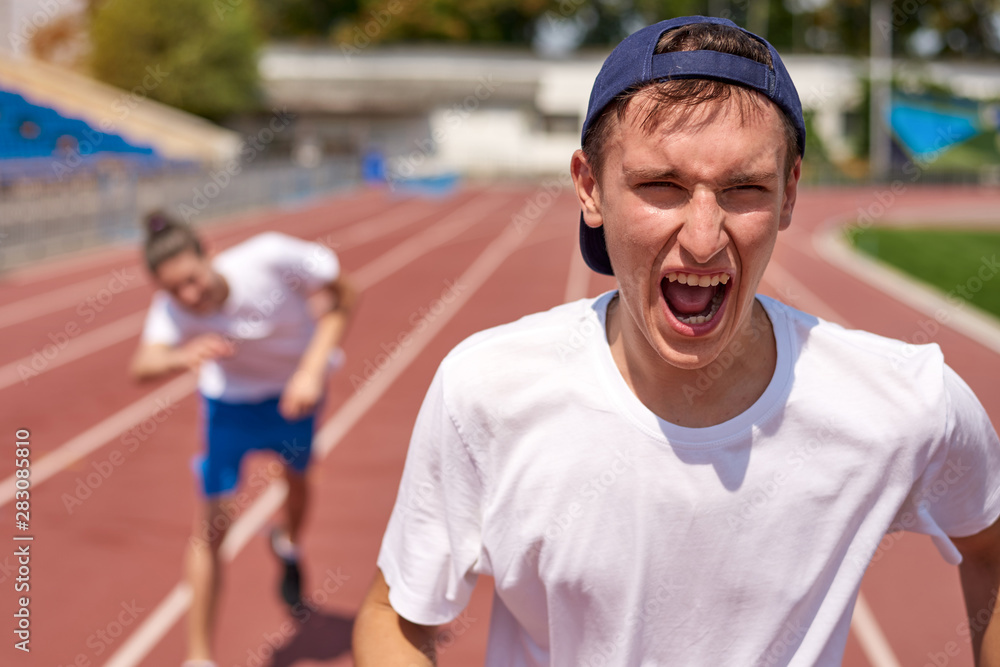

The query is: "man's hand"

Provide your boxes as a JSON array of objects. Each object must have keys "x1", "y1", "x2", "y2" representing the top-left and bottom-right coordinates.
[
  {"x1": 177, "y1": 334, "x2": 236, "y2": 371},
  {"x1": 279, "y1": 368, "x2": 325, "y2": 421}
]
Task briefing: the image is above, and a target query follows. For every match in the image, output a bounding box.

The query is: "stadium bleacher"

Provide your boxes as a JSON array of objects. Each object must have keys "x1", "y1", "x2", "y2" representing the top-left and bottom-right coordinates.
[
  {"x1": 0, "y1": 87, "x2": 169, "y2": 182},
  {"x1": 0, "y1": 88, "x2": 158, "y2": 159}
]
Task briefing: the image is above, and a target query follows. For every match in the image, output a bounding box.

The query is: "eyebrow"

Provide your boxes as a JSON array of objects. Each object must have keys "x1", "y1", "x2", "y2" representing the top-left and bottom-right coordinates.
[
  {"x1": 724, "y1": 170, "x2": 780, "y2": 186},
  {"x1": 622, "y1": 166, "x2": 681, "y2": 182},
  {"x1": 622, "y1": 167, "x2": 779, "y2": 186}
]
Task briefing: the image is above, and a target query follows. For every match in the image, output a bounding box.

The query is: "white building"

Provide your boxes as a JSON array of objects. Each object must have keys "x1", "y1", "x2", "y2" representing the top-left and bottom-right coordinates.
[
  {"x1": 261, "y1": 44, "x2": 1000, "y2": 178},
  {"x1": 0, "y1": 0, "x2": 88, "y2": 58}
]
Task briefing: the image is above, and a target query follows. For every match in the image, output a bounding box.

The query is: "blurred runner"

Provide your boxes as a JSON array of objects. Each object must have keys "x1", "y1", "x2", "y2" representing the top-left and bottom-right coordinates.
[{"x1": 129, "y1": 211, "x2": 357, "y2": 666}]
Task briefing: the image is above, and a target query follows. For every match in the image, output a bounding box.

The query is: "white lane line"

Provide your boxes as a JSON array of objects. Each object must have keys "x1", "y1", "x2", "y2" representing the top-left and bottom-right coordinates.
[
  {"x1": 219, "y1": 481, "x2": 289, "y2": 561},
  {"x1": 352, "y1": 195, "x2": 510, "y2": 288},
  {"x1": 102, "y1": 191, "x2": 545, "y2": 667},
  {"x1": 4, "y1": 242, "x2": 137, "y2": 285},
  {"x1": 97, "y1": 481, "x2": 288, "y2": 667},
  {"x1": 0, "y1": 271, "x2": 148, "y2": 331},
  {"x1": 0, "y1": 311, "x2": 147, "y2": 391},
  {"x1": 315, "y1": 197, "x2": 544, "y2": 462},
  {"x1": 762, "y1": 261, "x2": 850, "y2": 326},
  {"x1": 0, "y1": 373, "x2": 197, "y2": 506},
  {"x1": 0, "y1": 194, "x2": 517, "y2": 508},
  {"x1": 851, "y1": 593, "x2": 903, "y2": 667},
  {"x1": 333, "y1": 199, "x2": 438, "y2": 250},
  {"x1": 103, "y1": 584, "x2": 194, "y2": 667},
  {"x1": 813, "y1": 227, "x2": 1000, "y2": 355}
]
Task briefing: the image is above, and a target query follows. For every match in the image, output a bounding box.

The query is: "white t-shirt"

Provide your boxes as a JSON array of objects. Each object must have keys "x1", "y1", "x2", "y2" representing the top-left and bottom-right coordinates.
[
  {"x1": 377, "y1": 291, "x2": 1000, "y2": 666},
  {"x1": 140, "y1": 232, "x2": 341, "y2": 402}
]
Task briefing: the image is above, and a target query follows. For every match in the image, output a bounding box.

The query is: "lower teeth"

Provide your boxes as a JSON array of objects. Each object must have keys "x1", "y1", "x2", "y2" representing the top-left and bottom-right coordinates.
[{"x1": 676, "y1": 290, "x2": 724, "y2": 325}]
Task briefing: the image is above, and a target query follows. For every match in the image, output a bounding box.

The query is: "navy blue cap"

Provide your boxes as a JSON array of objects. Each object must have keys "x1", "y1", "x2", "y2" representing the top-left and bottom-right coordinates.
[{"x1": 579, "y1": 16, "x2": 806, "y2": 276}]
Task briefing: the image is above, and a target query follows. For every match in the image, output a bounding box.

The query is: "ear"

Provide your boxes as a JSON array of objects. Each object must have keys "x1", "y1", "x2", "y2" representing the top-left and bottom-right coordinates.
[
  {"x1": 571, "y1": 149, "x2": 604, "y2": 229},
  {"x1": 778, "y1": 155, "x2": 801, "y2": 231}
]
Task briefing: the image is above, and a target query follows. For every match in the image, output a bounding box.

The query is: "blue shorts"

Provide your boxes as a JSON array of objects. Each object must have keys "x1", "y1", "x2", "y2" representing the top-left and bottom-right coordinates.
[{"x1": 194, "y1": 393, "x2": 319, "y2": 497}]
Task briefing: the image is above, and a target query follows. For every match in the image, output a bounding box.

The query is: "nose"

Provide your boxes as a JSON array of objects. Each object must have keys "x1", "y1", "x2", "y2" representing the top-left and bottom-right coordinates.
[{"x1": 676, "y1": 188, "x2": 727, "y2": 264}]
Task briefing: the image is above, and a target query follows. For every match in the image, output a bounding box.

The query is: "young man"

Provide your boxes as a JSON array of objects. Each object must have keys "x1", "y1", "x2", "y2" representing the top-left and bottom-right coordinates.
[
  {"x1": 129, "y1": 213, "x2": 357, "y2": 666},
  {"x1": 354, "y1": 16, "x2": 1000, "y2": 666}
]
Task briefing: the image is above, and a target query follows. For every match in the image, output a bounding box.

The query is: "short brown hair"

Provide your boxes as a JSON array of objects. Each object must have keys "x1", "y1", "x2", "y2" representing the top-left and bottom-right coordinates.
[
  {"x1": 142, "y1": 210, "x2": 203, "y2": 274},
  {"x1": 581, "y1": 23, "x2": 801, "y2": 183}
]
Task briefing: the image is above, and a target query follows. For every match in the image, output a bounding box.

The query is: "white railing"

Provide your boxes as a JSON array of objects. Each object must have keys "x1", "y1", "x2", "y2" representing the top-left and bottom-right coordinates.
[{"x1": 0, "y1": 158, "x2": 358, "y2": 270}]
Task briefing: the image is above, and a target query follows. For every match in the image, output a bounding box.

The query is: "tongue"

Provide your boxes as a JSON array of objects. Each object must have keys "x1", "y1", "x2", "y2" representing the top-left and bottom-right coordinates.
[{"x1": 664, "y1": 281, "x2": 714, "y2": 315}]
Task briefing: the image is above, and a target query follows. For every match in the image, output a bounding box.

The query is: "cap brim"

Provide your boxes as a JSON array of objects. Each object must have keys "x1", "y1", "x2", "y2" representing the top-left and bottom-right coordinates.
[{"x1": 579, "y1": 213, "x2": 614, "y2": 276}]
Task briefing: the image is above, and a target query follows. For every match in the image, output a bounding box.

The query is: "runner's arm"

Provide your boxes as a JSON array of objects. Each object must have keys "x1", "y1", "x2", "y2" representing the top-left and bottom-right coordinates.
[
  {"x1": 953, "y1": 515, "x2": 1000, "y2": 665},
  {"x1": 353, "y1": 568, "x2": 437, "y2": 666},
  {"x1": 129, "y1": 334, "x2": 234, "y2": 382},
  {"x1": 295, "y1": 272, "x2": 358, "y2": 380},
  {"x1": 280, "y1": 273, "x2": 358, "y2": 419}
]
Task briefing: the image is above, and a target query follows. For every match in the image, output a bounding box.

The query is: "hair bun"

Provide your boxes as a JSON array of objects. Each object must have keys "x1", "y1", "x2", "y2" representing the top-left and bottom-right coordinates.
[
  {"x1": 142, "y1": 210, "x2": 203, "y2": 273},
  {"x1": 146, "y1": 211, "x2": 171, "y2": 234}
]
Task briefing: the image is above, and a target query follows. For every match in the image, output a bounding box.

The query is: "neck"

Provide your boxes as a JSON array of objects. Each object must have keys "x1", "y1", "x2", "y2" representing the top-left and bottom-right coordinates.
[
  {"x1": 214, "y1": 272, "x2": 230, "y2": 309},
  {"x1": 201, "y1": 270, "x2": 229, "y2": 313},
  {"x1": 606, "y1": 295, "x2": 777, "y2": 428}
]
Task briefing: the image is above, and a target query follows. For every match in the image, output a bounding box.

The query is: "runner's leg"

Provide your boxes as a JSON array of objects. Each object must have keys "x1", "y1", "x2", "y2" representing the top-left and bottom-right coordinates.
[
  {"x1": 284, "y1": 465, "x2": 308, "y2": 544},
  {"x1": 186, "y1": 498, "x2": 229, "y2": 661}
]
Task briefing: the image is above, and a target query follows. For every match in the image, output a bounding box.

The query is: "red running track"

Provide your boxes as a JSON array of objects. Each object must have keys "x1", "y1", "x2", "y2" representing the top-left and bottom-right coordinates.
[{"x1": 0, "y1": 183, "x2": 997, "y2": 667}]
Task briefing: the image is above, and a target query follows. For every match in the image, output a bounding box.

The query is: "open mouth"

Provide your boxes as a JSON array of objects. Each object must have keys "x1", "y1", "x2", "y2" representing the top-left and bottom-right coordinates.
[{"x1": 660, "y1": 271, "x2": 730, "y2": 326}]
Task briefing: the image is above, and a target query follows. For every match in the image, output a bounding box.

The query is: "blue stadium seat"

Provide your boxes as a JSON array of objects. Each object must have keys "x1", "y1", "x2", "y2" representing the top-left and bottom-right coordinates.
[{"x1": 0, "y1": 86, "x2": 163, "y2": 163}]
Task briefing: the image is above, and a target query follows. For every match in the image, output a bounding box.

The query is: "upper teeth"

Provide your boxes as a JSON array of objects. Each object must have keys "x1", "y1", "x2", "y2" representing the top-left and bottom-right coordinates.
[{"x1": 666, "y1": 272, "x2": 729, "y2": 287}]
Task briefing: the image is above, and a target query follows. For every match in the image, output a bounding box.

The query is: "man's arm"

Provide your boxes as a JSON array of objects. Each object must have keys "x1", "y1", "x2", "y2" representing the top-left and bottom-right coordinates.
[
  {"x1": 279, "y1": 273, "x2": 359, "y2": 419},
  {"x1": 953, "y1": 515, "x2": 1000, "y2": 666},
  {"x1": 353, "y1": 568, "x2": 438, "y2": 666}
]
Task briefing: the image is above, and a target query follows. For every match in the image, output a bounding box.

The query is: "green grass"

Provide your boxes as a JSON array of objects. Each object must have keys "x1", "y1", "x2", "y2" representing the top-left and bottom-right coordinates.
[
  {"x1": 847, "y1": 226, "x2": 1000, "y2": 319},
  {"x1": 919, "y1": 131, "x2": 1000, "y2": 174}
]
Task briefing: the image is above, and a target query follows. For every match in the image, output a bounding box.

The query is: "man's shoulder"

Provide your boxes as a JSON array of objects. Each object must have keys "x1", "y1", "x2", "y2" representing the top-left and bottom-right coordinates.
[{"x1": 764, "y1": 295, "x2": 947, "y2": 389}]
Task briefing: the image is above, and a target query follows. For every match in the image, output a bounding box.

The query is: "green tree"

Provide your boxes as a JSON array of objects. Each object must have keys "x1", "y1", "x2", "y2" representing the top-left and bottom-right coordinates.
[
  {"x1": 90, "y1": 0, "x2": 261, "y2": 120},
  {"x1": 333, "y1": 0, "x2": 555, "y2": 45},
  {"x1": 881, "y1": 0, "x2": 1000, "y2": 59},
  {"x1": 781, "y1": 0, "x2": 1000, "y2": 60},
  {"x1": 250, "y1": 0, "x2": 1000, "y2": 60},
  {"x1": 256, "y1": 0, "x2": 359, "y2": 39},
  {"x1": 328, "y1": 0, "x2": 796, "y2": 49}
]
